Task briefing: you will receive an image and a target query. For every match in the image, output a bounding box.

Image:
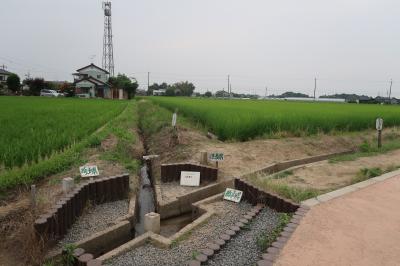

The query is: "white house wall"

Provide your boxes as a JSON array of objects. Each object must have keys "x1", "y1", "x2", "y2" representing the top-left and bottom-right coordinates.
[{"x1": 78, "y1": 66, "x2": 108, "y2": 83}]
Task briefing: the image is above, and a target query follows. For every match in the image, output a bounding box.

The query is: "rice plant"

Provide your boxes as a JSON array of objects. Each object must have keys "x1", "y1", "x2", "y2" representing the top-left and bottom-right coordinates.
[
  {"x1": 0, "y1": 97, "x2": 127, "y2": 170},
  {"x1": 149, "y1": 97, "x2": 400, "y2": 141}
]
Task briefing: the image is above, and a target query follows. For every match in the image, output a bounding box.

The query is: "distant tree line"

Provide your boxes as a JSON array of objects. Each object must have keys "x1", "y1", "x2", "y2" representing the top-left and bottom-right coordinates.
[
  {"x1": 147, "y1": 81, "x2": 195, "y2": 96},
  {"x1": 215, "y1": 90, "x2": 259, "y2": 99}
]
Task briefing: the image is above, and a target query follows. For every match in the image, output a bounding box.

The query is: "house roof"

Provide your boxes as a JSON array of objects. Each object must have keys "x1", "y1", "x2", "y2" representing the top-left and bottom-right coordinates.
[
  {"x1": 74, "y1": 76, "x2": 109, "y2": 86},
  {"x1": 76, "y1": 63, "x2": 109, "y2": 74},
  {"x1": 0, "y1": 69, "x2": 13, "y2": 75}
]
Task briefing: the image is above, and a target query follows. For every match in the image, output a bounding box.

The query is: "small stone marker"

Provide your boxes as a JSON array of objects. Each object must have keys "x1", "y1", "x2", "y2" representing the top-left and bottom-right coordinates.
[
  {"x1": 376, "y1": 117, "x2": 383, "y2": 148},
  {"x1": 180, "y1": 171, "x2": 201, "y2": 187},
  {"x1": 144, "y1": 212, "x2": 160, "y2": 234},
  {"x1": 223, "y1": 188, "x2": 243, "y2": 203},
  {"x1": 79, "y1": 165, "x2": 99, "y2": 177},
  {"x1": 62, "y1": 177, "x2": 75, "y2": 194}
]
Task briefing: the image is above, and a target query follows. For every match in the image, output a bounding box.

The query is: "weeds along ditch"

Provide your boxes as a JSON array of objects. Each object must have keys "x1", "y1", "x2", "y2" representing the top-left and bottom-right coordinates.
[
  {"x1": 0, "y1": 97, "x2": 136, "y2": 191},
  {"x1": 148, "y1": 97, "x2": 400, "y2": 141}
]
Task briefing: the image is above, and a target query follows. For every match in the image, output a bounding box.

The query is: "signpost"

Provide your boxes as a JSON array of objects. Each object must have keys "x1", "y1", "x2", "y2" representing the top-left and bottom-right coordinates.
[
  {"x1": 376, "y1": 118, "x2": 383, "y2": 148},
  {"x1": 172, "y1": 113, "x2": 177, "y2": 128},
  {"x1": 180, "y1": 171, "x2": 200, "y2": 187},
  {"x1": 223, "y1": 188, "x2": 243, "y2": 203},
  {"x1": 209, "y1": 152, "x2": 224, "y2": 168},
  {"x1": 79, "y1": 165, "x2": 99, "y2": 178}
]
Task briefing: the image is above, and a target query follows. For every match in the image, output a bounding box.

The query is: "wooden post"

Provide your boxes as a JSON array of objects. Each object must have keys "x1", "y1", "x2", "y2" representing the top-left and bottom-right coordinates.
[
  {"x1": 376, "y1": 118, "x2": 383, "y2": 148},
  {"x1": 216, "y1": 161, "x2": 219, "y2": 168},
  {"x1": 378, "y1": 130, "x2": 382, "y2": 148},
  {"x1": 200, "y1": 152, "x2": 208, "y2": 165},
  {"x1": 31, "y1": 185, "x2": 36, "y2": 208}
]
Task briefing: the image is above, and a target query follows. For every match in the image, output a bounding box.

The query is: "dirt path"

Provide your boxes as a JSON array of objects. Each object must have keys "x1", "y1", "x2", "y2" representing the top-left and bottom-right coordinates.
[
  {"x1": 149, "y1": 125, "x2": 400, "y2": 179},
  {"x1": 260, "y1": 149, "x2": 400, "y2": 192},
  {"x1": 275, "y1": 175, "x2": 400, "y2": 266}
]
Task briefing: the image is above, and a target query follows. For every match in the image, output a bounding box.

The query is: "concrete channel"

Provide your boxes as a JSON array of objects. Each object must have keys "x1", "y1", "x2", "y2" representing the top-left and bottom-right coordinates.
[{"x1": 134, "y1": 164, "x2": 156, "y2": 236}]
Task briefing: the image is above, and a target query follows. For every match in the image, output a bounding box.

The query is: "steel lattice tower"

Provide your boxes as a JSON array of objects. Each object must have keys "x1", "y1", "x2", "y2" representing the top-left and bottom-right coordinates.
[{"x1": 102, "y1": 1, "x2": 114, "y2": 77}]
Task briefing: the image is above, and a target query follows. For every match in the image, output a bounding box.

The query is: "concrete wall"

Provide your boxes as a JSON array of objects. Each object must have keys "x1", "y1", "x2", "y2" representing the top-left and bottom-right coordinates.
[{"x1": 160, "y1": 163, "x2": 218, "y2": 184}]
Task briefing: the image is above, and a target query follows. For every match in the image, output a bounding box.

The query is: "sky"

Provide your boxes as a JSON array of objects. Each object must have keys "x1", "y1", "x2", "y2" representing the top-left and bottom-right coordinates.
[{"x1": 1, "y1": 0, "x2": 400, "y2": 97}]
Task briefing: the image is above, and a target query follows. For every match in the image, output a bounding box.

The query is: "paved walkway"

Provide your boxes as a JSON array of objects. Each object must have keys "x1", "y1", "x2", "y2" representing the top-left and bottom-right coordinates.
[{"x1": 275, "y1": 175, "x2": 400, "y2": 266}]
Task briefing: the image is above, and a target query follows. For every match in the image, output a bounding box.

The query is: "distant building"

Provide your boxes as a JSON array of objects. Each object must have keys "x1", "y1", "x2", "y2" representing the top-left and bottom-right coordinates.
[
  {"x1": 0, "y1": 68, "x2": 13, "y2": 84},
  {"x1": 73, "y1": 63, "x2": 113, "y2": 98},
  {"x1": 153, "y1": 89, "x2": 166, "y2": 96}
]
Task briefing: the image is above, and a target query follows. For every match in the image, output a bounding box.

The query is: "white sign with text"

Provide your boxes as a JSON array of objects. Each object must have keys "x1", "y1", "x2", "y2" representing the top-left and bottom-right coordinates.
[
  {"x1": 223, "y1": 188, "x2": 243, "y2": 203},
  {"x1": 180, "y1": 171, "x2": 200, "y2": 187},
  {"x1": 209, "y1": 152, "x2": 224, "y2": 162},
  {"x1": 79, "y1": 165, "x2": 99, "y2": 177}
]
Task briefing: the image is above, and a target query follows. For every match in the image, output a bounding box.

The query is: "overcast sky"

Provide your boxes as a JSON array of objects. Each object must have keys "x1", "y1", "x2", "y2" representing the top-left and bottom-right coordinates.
[{"x1": 1, "y1": 0, "x2": 400, "y2": 96}]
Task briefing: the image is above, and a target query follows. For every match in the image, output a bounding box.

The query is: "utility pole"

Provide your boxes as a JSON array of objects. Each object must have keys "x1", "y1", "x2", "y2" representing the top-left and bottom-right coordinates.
[
  {"x1": 227, "y1": 75, "x2": 230, "y2": 96},
  {"x1": 388, "y1": 79, "x2": 393, "y2": 103},
  {"x1": 147, "y1": 72, "x2": 150, "y2": 91},
  {"x1": 313, "y1": 77, "x2": 317, "y2": 100},
  {"x1": 265, "y1": 87, "x2": 268, "y2": 98}
]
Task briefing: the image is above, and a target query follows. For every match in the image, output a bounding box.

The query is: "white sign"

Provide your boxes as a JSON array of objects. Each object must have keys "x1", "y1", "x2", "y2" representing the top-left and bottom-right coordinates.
[
  {"x1": 376, "y1": 118, "x2": 383, "y2": 130},
  {"x1": 79, "y1": 165, "x2": 99, "y2": 177},
  {"x1": 172, "y1": 113, "x2": 177, "y2": 127},
  {"x1": 209, "y1": 152, "x2": 224, "y2": 162},
  {"x1": 223, "y1": 188, "x2": 243, "y2": 203},
  {"x1": 180, "y1": 171, "x2": 200, "y2": 187}
]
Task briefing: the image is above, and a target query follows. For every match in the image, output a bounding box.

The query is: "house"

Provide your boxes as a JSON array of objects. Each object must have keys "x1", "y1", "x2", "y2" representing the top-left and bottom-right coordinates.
[
  {"x1": 0, "y1": 68, "x2": 13, "y2": 84},
  {"x1": 73, "y1": 64, "x2": 113, "y2": 98}
]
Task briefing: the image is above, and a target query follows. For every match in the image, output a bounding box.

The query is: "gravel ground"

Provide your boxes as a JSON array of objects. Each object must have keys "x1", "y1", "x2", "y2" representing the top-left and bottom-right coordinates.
[
  {"x1": 207, "y1": 208, "x2": 280, "y2": 266},
  {"x1": 106, "y1": 200, "x2": 252, "y2": 266},
  {"x1": 159, "y1": 181, "x2": 213, "y2": 203},
  {"x1": 56, "y1": 199, "x2": 129, "y2": 247}
]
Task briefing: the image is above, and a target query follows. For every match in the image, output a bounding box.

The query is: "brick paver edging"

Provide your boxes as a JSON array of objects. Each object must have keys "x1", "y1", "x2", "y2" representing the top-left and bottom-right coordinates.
[
  {"x1": 255, "y1": 205, "x2": 310, "y2": 266},
  {"x1": 34, "y1": 174, "x2": 130, "y2": 242},
  {"x1": 187, "y1": 203, "x2": 265, "y2": 266},
  {"x1": 161, "y1": 163, "x2": 218, "y2": 184}
]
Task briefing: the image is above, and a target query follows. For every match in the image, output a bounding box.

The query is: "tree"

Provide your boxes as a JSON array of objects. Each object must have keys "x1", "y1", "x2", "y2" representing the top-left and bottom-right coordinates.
[
  {"x1": 60, "y1": 82, "x2": 75, "y2": 97},
  {"x1": 148, "y1": 82, "x2": 168, "y2": 96},
  {"x1": 165, "y1": 87, "x2": 175, "y2": 96},
  {"x1": 170, "y1": 81, "x2": 195, "y2": 96},
  {"x1": 6, "y1": 74, "x2": 20, "y2": 92},
  {"x1": 109, "y1": 74, "x2": 138, "y2": 99},
  {"x1": 24, "y1": 78, "x2": 49, "y2": 96},
  {"x1": 204, "y1": 91, "x2": 212, "y2": 97}
]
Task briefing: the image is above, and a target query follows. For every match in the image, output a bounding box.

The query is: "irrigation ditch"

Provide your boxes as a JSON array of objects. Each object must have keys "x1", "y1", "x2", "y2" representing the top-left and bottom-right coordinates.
[{"x1": 36, "y1": 108, "x2": 356, "y2": 266}]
